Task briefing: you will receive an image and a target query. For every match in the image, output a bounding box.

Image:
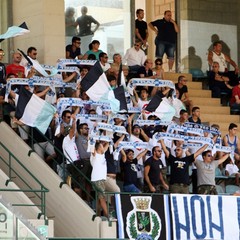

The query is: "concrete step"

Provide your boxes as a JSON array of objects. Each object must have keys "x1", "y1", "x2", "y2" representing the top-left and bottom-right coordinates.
[
  {"x1": 191, "y1": 97, "x2": 221, "y2": 106},
  {"x1": 172, "y1": 81, "x2": 202, "y2": 89},
  {"x1": 198, "y1": 105, "x2": 230, "y2": 115},
  {"x1": 209, "y1": 122, "x2": 239, "y2": 132},
  {"x1": 165, "y1": 72, "x2": 192, "y2": 82},
  {"x1": 201, "y1": 113, "x2": 240, "y2": 123},
  {"x1": 188, "y1": 89, "x2": 211, "y2": 98}
]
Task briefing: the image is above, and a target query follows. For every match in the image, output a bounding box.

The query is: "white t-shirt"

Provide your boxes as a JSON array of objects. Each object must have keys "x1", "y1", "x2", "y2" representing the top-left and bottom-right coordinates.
[
  {"x1": 90, "y1": 152, "x2": 107, "y2": 181},
  {"x1": 100, "y1": 62, "x2": 111, "y2": 72},
  {"x1": 62, "y1": 135, "x2": 79, "y2": 164},
  {"x1": 225, "y1": 163, "x2": 239, "y2": 176}
]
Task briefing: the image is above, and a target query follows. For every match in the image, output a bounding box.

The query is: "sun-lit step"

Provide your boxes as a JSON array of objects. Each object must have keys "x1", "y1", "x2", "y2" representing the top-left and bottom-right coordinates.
[
  {"x1": 191, "y1": 97, "x2": 221, "y2": 106},
  {"x1": 197, "y1": 105, "x2": 230, "y2": 115},
  {"x1": 188, "y1": 89, "x2": 211, "y2": 98},
  {"x1": 201, "y1": 113, "x2": 240, "y2": 123}
]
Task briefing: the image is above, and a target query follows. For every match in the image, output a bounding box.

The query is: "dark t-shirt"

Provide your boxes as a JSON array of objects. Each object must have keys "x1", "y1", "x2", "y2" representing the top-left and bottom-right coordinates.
[
  {"x1": 167, "y1": 154, "x2": 194, "y2": 185},
  {"x1": 144, "y1": 156, "x2": 164, "y2": 185},
  {"x1": 137, "y1": 66, "x2": 153, "y2": 78},
  {"x1": 122, "y1": 158, "x2": 138, "y2": 186},
  {"x1": 105, "y1": 149, "x2": 117, "y2": 174},
  {"x1": 66, "y1": 45, "x2": 81, "y2": 59},
  {"x1": 150, "y1": 18, "x2": 177, "y2": 44},
  {"x1": 208, "y1": 70, "x2": 229, "y2": 89},
  {"x1": 188, "y1": 116, "x2": 201, "y2": 124},
  {"x1": 76, "y1": 15, "x2": 98, "y2": 36},
  {"x1": 175, "y1": 83, "x2": 188, "y2": 100},
  {"x1": 0, "y1": 86, "x2": 18, "y2": 114},
  {"x1": 135, "y1": 19, "x2": 148, "y2": 40},
  {"x1": 0, "y1": 62, "x2": 6, "y2": 84}
]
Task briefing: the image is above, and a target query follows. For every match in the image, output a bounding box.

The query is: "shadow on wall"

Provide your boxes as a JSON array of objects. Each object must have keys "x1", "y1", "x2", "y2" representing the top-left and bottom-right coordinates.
[{"x1": 181, "y1": 46, "x2": 204, "y2": 77}]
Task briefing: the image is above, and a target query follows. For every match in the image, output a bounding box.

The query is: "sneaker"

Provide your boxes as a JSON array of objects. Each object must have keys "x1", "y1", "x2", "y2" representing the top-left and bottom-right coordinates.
[{"x1": 108, "y1": 216, "x2": 117, "y2": 222}]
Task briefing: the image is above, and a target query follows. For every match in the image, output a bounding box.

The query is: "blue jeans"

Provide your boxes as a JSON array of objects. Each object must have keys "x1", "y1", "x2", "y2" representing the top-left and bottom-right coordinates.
[
  {"x1": 123, "y1": 184, "x2": 141, "y2": 193},
  {"x1": 155, "y1": 39, "x2": 176, "y2": 59}
]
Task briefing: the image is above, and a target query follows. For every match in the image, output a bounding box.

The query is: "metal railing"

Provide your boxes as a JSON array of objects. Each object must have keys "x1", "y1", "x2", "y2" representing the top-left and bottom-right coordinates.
[{"x1": 0, "y1": 142, "x2": 49, "y2": 220}]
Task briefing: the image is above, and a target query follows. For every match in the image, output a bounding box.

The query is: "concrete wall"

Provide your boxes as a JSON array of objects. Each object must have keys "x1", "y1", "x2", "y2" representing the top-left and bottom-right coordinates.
[
  {"x1": 11, "y1": 0, "x2": 65, "y2": 65},
  {"x1": 0, "y1": 0, "x2": 12, "y2": 62}
]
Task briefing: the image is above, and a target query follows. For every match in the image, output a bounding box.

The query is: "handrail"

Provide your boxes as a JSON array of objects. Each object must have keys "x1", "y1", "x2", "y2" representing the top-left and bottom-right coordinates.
[
  {"x1": 2, "y1": 119, "x2": 121, "y2": 220},
  {"x1": 19, "y1": 124, "x2": 97, "y2": 205},
  {"x1": 0, "y1": 142, "x2": 49, "y2": 220}
]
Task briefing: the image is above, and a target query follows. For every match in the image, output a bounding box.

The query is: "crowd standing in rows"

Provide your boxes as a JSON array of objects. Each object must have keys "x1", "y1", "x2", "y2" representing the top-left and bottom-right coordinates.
[{"x1": 0, "y1": 8, "x2": 240, "y2": 217}]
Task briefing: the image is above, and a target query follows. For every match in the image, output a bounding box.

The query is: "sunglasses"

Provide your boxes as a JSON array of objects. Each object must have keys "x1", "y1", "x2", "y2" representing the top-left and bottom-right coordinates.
[
  {"x1": 206, "y1": 154, "x2": 212, "y2": 157},
  {"x1": 174, "y1": 149, "x2": 181, "y2": 152},
  {"x1": 65, "y1": 116, "x2": 71, "y2": 119},
  {"x1": 156, "y1": 63, "x2": 162, "y2": 65},
  {"x1": 75, "y1": 42, "x2": 81, "y2": 44},
  {"x1": 83, "y1": 127, "x2": 89, "y2": 130},
  {"x1": 134, "y1": 44, "x2": 140, "y2": 47}
]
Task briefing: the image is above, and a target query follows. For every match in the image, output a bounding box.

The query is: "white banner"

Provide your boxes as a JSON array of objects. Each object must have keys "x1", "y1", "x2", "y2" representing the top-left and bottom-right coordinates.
[{"x1": 170, "y1": 194, "x2": 240, "y2": 240}]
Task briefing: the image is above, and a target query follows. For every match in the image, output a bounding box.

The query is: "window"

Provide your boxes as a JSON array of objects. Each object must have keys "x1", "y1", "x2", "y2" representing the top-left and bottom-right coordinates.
[{"x1": 64, "y1": 0, "x2": 132, "y2": 61}]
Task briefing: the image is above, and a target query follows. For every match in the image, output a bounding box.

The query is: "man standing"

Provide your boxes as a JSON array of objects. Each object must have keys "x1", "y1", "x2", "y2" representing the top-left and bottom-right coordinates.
[
  {"x1": 0, "y1": 49, "x2": 6, "y2": 120},
  {"x1": 144, "y1": 146, "x2": 169, "y2": 193},
  {"x1": 75, "y1": 123, "x2": 92, "y2": 202},
  {"x1": 20, "y1": 46, "x2": 38, "y2": 76},
  {"x1": 0, "y1": 49, "x2": 6, "y2": 84},
  {"x1": 195, "y1": 150, "x2": 230, "y2": 195},
  {"x1": 75, "y1": 6, "x2": 100, "y2": 54},
  {"x1": 149, "y1": 10, "x2": 179, "y2": 72},
  {"x1": 135, "y1": 9, "x2": 149, "y2": 54},
  {"x1": 160, "y1": 139, "x2": 208, "y2": 194},
  {"x1": 6, "y1": 52, "x2": 25, "y2": 78}
]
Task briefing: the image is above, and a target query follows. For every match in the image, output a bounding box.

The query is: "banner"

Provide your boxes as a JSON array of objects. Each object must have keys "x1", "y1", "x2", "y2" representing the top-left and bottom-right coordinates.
[
  {"x1": 115, "y1": 194, "x2": 171, "y2": 240},
  {"x1": 170, "y1": 194, "x2": 240, "y2": 240}
]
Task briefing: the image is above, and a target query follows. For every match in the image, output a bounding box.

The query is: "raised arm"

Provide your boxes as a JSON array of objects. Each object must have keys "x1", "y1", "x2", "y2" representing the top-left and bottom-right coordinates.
[
  {"x1": 170, "y1": 18, "x2": 179, "y2": 33},
  {"x1": 194, "y1": 144, "x2": 208, "y2": 159},
  {"x1": 217, "y1": 153, "x2": 230, "y2": 165},
  {"x1": 136, "y1": 149, "x2": 148, "y2": 160},
  {"x1": 103, "y1": 141, "x2": 110, "y2": 152},
  {"x1": 140, "y1": 128, "x2": 150, "y2": 142},
  {"x1": 159, "y1": 139, "x2": 170, "y2": 158},
  {"x1": 120, "y1": 149, "x2": 127, "y2": 163},
  {"x1": 114, "y1": 134, "x2": 125, "y2": 149}
]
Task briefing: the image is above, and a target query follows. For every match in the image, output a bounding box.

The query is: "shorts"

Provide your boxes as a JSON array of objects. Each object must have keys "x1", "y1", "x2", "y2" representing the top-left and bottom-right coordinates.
[
  {"x1": 33, "y1": 141, "x2": 55, "y2": 159},
  {"x1": 170, "y1": 183, "x2": 189, "y2": 194},
  {"x1": 92, "y1": 179, "x2": 106, "y2": 199},
  {"x1": 197, "y1": 185, "x2": 217, "y2": 195},
  {"x1": 155, "y1": 39, "x2": 176, "y2": 59}
]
